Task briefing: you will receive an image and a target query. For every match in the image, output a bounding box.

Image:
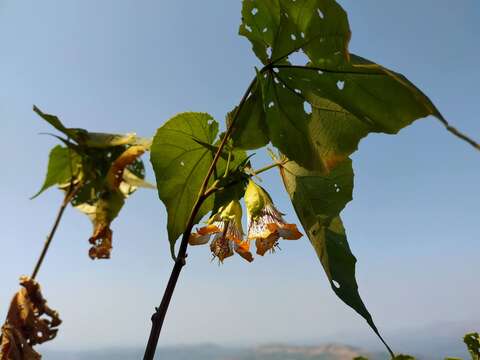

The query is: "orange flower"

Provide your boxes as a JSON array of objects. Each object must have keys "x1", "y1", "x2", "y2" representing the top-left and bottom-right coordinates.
[
  {"x1": 245, "y1": 180, "x2": 302, "y2": 256},
  {"x1": 189, "y1": 200, "x2": 253, "y2": 263}
]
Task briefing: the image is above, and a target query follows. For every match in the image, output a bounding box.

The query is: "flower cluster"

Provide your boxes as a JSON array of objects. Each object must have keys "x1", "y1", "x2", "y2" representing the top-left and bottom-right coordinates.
[{"x1": 189, "y1": 180, "x2": 302, "y2": 263}]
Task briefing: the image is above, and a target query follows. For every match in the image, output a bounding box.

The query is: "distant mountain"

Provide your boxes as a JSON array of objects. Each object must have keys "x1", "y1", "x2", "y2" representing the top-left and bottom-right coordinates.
[
  {"x1": 244, "y1": 344, "x2": 382, "y2": 360},
  {"x1": 43, "y1": 343, "x2": 385, "y2": 360}
]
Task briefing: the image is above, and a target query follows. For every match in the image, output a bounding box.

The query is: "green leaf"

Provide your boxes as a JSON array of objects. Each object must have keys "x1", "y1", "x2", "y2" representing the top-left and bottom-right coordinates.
[
  {"x1": 239, "y1": 3, "x2": 447, "y2": 172},
  {"x1": 260, "y1": 72, "x2": 324, "y2": 170},
  {"x1": 464, "y1": 332, "x2": 480, "y2": 360},
  {"x1": 239, "y1": 0, "x2": 351, "y2": 66},
  {"x1": 32, "y1": 145, "x2": 82, "y2": 198},
  {"x1": 230, "y1": 78, "x2": 269, "y2": 150},
  {"x1": 393, "y1": 356, "x2": 416, "y2": 360},
  {"x1": 280, "y1": 159, "x2": 393, "y2": 355},
  {"x1": 34, "y1": 105, "x2": 87, "y2": 141},
  {"x1": 34, "y1": 105, "x2": 148, "y2": 148},
  {"x1": 150, "y1": 112, "x2": 220, "y2": 255}
]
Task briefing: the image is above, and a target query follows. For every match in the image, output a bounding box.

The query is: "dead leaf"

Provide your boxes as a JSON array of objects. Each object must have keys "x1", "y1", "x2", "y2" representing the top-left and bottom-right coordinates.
[{"x1": 0, "y1": 277, "x2": 61, "y2": 360}]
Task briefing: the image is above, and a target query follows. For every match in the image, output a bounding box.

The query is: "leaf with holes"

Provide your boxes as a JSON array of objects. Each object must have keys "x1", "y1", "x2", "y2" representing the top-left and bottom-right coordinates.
[
  {"x1": 239, "y1": 2, "x2": 451, "y2": 172},
  {"x1": 273, "y1": 53, "x2": 446, "y2": 161},
  {"x1": 32, "y1": 145, "x2": 83, "y2": 198},
  {"x1": 280, "y1": 159, "x2": 393, "y2": 355},
  {"x1": 150, "y1": 113, "x2": 221, "y2": 255},
  {"x1": 239, "y1": 0, "x2": 351, "y2": 66},
  {"x1": 464, "y1": 332, "x2": 480, "y2": 360}
]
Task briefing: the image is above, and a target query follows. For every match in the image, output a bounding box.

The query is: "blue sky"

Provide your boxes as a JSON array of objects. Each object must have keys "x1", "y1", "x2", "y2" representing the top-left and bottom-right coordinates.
[{"x1": 0, "y1": 0, "x2": 479, "y2": 355}]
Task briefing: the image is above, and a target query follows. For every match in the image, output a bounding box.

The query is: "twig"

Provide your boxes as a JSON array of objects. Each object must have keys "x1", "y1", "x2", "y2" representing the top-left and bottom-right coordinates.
[
  {"x1": 142, "y1": 75, "x2": 259, "y2": 360},
  {"x1": 31, "y1": 184, "x2": 79, "y2": 280}
]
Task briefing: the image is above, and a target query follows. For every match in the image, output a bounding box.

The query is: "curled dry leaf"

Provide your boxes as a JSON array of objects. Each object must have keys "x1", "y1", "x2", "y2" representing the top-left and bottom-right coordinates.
[
  {"x1": 0, "y1": 276, "x2": 61, "y2": 360},
  {"x1": 77, "y1": 144, "x2": 147, "y2": 260},
  {"x1": 106, "y1": 145, "x2": 147, "y2": 190}
]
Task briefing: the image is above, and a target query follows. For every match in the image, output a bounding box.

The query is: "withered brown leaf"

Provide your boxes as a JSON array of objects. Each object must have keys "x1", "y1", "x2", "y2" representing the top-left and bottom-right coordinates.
[{"x1": 0, "y1": 277, "x2": 61, "y2": 360}]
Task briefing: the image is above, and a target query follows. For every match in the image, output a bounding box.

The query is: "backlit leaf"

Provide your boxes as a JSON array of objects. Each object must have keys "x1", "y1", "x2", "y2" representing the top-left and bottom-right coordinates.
[
  {"x1": 34, "y1": 106, "x2": 148, "y2": 148},
  {"x1": 239, "y1": 0, "x2": 351, "y2": 66},
  {"x1": 32, "y1": 145, "x2": 82, "y2": 198},
  {"x1": 280, "y1": 159, "x2": 393, "y2": 355},
  {"x1": 150, "y1": 112, "x2": 220, "y2": 255},
  {"x1": 238, "y1": 2, "x2": 449, "y2": 173},
  {"x1": 464, "y1": 332, "x2": 480, "y2": 360}
]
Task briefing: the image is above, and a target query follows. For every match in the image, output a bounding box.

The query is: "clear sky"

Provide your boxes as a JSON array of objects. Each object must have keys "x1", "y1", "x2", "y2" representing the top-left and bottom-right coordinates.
[{"x1": 0, "y1": 0, "x2": 479, "y2": 355}]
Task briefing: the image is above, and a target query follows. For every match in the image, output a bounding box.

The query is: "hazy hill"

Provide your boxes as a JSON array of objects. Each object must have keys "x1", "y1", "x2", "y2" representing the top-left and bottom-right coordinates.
[{"x1": 43, "y1": 343, "x2": 383, "y2": 360}]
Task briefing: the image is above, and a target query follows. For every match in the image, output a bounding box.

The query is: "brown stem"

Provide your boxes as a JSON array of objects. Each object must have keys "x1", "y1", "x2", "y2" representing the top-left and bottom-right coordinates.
[
  {"x1": 142, "y1": 76, "x2": 259, "y2": 360},
  {"x1": 31, "y1": 185, "x2": 78, "y2": 280}
]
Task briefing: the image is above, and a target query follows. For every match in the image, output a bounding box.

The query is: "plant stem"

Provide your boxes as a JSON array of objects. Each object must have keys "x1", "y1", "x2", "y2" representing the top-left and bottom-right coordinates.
[
  {"x1": 143, "y1": 76, "x2": 259, "y2": 360},
  {"x1": 31, "y1": 185, "x2": 78, "y2": 280}
]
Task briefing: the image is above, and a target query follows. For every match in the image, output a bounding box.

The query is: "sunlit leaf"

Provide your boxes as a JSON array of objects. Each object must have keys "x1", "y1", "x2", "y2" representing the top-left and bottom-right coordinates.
[
  {"x1": 32, "y1": 145, "x2": 82, "y2": 198},
  {"x1": 122, "y1": 168, "x2": 156, "y2": 190},
  {"x1": 150, "y1": 112, "x2": 220, "y2": 255},
  {"x1": 0, "y1": 277, "x2": 61, "y2": 360},
  {"x1": 280, "y1": 159, "x2": 393, "y2": 354}
]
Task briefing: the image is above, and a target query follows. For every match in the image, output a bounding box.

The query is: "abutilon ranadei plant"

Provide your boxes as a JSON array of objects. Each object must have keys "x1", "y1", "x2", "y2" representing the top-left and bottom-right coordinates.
[{"x1": 2, "y1": 1, "x2": 479, "y2": 359}]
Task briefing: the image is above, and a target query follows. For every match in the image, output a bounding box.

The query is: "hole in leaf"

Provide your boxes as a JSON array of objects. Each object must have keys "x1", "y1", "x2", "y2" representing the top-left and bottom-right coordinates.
[
  {"x1": 273, "y1": 67, "x2": 279, "y2": 73},
  {"x1": 317, "y1": 8, "x2": 325, "y2": 19},
  {"x1": 273, "y1": 77, "x2": 280, "y2": 84},
  {"x1": 303, "y1": 102, "x2": 312, "y2": 114},
  {"x1": 180, "y1": 161, "x2": 185, "y2": 167},
  {"x1": 263, "y1": 27, "x2": 268, "y2": 33},
  {"x1": 290, "y1": 34, "x2": 296, "y2": 41},
  {"x1": 294, "y1": 88, "x2": 301, "y2": 94},
  {"x1": 317, "y1": 70, "x2": 323, "y2": 75},
  {"x1": 301, "y1": 32, "x2": 305, "y2": 38},
  {"x1": 251, "y1": 7, "x2": 258, "y2": 15},
  {"x1": 332, "y1": 280, "x2": 340, "y2": 289},
  {"x1": 267, "y1": 47, "x2": 272, "y2": 57},
  {"x1": 284, "y1": 12, "x2": 289, "y2": 18},
  {"x1": 288, "y1": 50, "x2": 309, "y2": 65},
  {"x1": 319, "y1": 37, "x2": 325, "y2": 43},
  {"x1": 245, "y1": 24, "x2": 252, "y2": 32},
  {"x1": 268, "y1": 101, "x2": 275, "y2": 108},
  {"x1": 336, "y1": 80, "x2": 345, "y2": 90}
]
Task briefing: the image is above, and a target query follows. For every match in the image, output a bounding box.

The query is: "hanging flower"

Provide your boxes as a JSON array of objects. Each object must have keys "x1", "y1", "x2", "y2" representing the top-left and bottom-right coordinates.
[
  {"x1": 189, "y1": 200, "x2": 253, "y2": 263},
  {"x1": 245, "y1": 180, "x2": 302, "y2": 256}
]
